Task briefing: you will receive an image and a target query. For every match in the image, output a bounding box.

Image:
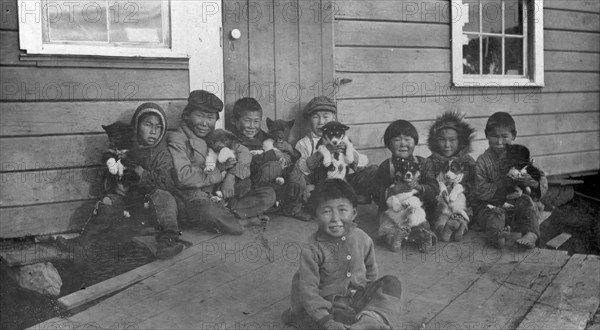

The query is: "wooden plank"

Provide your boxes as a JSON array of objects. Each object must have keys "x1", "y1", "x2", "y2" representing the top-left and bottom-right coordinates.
[
  {"x1": 336, "y1": 47, "x2": 449, "y2": 72},
  {"x1": 546, "y1": 233, "x2": 573, "y2": 249},
  {"x1": 335, "y1": 72, "x2": 600, "y2": 99},
  {"x1": 0, "y1": 100, "x2": 186, "y2": 136},
  {"x1": 545, "y1": 30, "x2": 600, "y2": 52},
  {"x1": 51, "y1": 217, "x2": 317, "y2": 328},
  {"x1": 516, "y1": 254, "x2": 600, "y2": 330},
  {"x1": 544, "y1": 0, "x2": 600, "y2": 13},
  {"x1": 0, "y1": 167, "x2": 103, "y2": 207},
  {"x1": 335, "y1": 0, "x2": 451, "y2": 23},
  {"x1": 347, "y1": 113, "x2": 600, "y2": 148},
  {"x1": 429, "y1": 249, "x2": 570, "y2": 329},
  {"x1": 0, "y1": 67, "x2": 189, "y2": 101},
  {"x1": 544, "y1": 8, "x2": 600, "y2": 32},
  {"x1": 222, "y1": 0, "x2": 250, "y2": 125},
  {"x1": 321, "y1": 0, "x2": 336, "y2": 101},
  {"x1": 298, "y1": 0, "x2": 324, "y2": 141},
  {"x1": 273, "y1": 0, "x2": 300, "y2": 126},
  {"x1": 0, "y1": 200, "x2": 93, "y2": 238},
  {"x1": 0, "y1": 31, "x2": 34, "y2": 66},
  {"x1": 337, "y1": 92, "x2": 600, "y2": 124},
  {"x1": 248, "y1": 0, "x2": 276, "y2": 123},
  {"x1": 335, "y1": 20, "x2": 450, "y2": 48},
  {"x1": 362, "y1": 148, "x2": 600, "y2": 177},
  {"x1": 20, "y1": 55, "x2": 189, "y2": 70},
  {"x1": 0, "y1": 0, "x2": 18, "y2": 30},
  {"x1": 0, "y1": 242, "x2": 76, "y2": 266},
  {"x1": 546, "y1": 51, "x2": 600, "y2": 72},
  {"x1": 58, "y1": 231, "x2": 221, "y2": 311}
]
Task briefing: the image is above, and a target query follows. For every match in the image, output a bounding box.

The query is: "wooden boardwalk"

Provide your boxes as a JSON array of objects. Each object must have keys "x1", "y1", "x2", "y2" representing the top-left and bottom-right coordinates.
[{"x1": 31, "y1": 205, "x2": 600, "y2": 330}]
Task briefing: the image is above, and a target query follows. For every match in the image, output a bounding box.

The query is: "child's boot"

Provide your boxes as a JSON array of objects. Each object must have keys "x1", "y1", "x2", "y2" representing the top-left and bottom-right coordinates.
[
  {"x1": 351, "y1": 311, "x2": 391, "y2": 330},
  {"x1": 451, "y1": 215, "x2": 469, "y2": 241},
  {"x1": 155, "y1": 230, "x2": 184, "y2": 259},
  {"x1": 389, "y1": 227, "x2": 409, "y2": 252}
]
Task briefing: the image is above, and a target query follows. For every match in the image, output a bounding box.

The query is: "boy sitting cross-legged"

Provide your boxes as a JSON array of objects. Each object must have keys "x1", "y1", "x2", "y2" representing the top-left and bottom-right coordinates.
[
  {"x1": 282, "y1": 179, "x2": 403, "y2": 330},
  {"x1": 474, "y1": 112, "x2": 548, "y2": 249}
]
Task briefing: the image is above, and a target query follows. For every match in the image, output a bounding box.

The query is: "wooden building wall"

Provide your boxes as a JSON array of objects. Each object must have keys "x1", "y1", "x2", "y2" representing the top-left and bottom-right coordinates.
[
  {"x1": 333, "y1": 0, "x2": 600, "y2": 176},
  {"x1": 0, "y1": 0, "x2": 190, "y2": 238}
]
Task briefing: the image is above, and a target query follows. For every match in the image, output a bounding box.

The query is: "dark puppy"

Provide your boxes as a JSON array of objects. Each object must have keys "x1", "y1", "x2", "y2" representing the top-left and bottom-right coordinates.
[
  {"x1": 101, "y1": 121, "x2": 139, "y2": 192},
  {"x1": 505, "y1": 144, "x2": 541, "y2": 199},
  {"x1": 315, "y1": 121, "x2": 357, "y2": 179}
]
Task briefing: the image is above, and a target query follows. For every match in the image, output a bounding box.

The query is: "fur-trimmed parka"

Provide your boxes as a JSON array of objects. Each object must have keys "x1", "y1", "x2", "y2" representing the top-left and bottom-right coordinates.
[{"x1": 422, "y1": 111, "x2": 477, "y2": 200}]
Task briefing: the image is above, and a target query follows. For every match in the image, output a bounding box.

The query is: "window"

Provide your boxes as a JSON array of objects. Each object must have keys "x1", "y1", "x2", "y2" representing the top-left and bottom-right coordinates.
[
  {"x1": 18, "y1": 0, "x2": 185, "y2": 57},
  {"x1": 451, "y1": 0, "x2": 544, "y2": 86}
]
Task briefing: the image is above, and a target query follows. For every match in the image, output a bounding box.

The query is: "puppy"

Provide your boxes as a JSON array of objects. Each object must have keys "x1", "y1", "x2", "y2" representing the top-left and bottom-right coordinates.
[
  {"x1": 434, "y1": 160, "x2": 469, "y2": 242},
  {"x1": 204, "y1": 129, "x2": 239, "y2": 173},
  {"x1": 505, "y1": 144, "x2": 541, "y2": 200},
  {"x1": 316, "y1": 121, "x2": 357, "y2": 180}
]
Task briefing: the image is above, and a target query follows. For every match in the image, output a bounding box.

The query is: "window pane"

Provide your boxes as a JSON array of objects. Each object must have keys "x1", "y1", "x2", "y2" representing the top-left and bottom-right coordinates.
[
  {"x1": 47, "y1": 1, "x2": 108, "y2": 42},
  {"x1": 505, "y1": 37, "x2": 523, "y2": 74},
  {"x1": 463, "y1": 34, "x2": 480, "y2": 74},
  {"x1": 463, "y1": 0, "x2": 480, "y2": 32},
  {"x1": 482, "y1": 36, "x2": 502, "y2": 74},
  {"x1": 505, "y1": 0, "x2": 523, "y2": 35},
  {"x1": 482, "y1": 0, "x2": 502, "y2": 34},
  {"x1": 110, "y1": 0, "x2": 165, "y2": 43}
]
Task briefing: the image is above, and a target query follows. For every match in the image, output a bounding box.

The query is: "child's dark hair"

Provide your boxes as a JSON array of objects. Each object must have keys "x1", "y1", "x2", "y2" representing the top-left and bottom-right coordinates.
[
  {"x1": 484, "y1": 112, "x2": 517, "y2": 137},
  {"x1": 383, "y1": 120, "x2": 419, "y2": 147},
  {"x1": 233, "y1": 97, "x2": 262, "y2": 120},
  {"x1": 306, "y1": 179, "x2": 358, "y2": 215}
]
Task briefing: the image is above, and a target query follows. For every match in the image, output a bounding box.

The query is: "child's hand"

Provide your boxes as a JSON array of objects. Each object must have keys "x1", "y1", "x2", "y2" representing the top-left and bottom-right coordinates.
[
  {"x1": 218, "y1": 158, "x2": 237, "y2": 172},
  {"x1": 221, "y1": 174, "x2": 236, "y2": 199},
  {"x1": 273, "y1": 141, "x2": 293, "y2": 153},
  {"x1": 306, "y1": 153, "x2": 323, "y2": 170},
  {"x1": 323, "y1": 319, "x2": 347, "y2": 330},
  {"x1": 134, "y1": 165, "x2": 144, "y2": 177},
  {"x1": 326, "y1": 141, "x2": 347, "y2": 154}
]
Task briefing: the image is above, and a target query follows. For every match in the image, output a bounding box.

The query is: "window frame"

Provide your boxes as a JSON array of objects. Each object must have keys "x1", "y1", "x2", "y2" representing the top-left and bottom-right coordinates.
[
  {"x1": 451, "y1": 0, "x2": 544, "y2": 87},
  {"x1": 17, "y1": 0, "x2": 188, "y2": 58}
]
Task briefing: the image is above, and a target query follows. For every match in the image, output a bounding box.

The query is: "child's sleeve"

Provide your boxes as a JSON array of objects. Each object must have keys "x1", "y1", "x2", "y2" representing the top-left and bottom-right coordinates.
[
  {"x1": 420, "y1": 158, "x2": 440, "y2": 201},
  {"x1": 167, "y1": 131, "x2": 222, "y2": 188},
  {"x1": 295, "y1": 138, "x2": 313, "y2": 176},
  {"x1": 137, "y1": 149, "x2": 176, "y2": 192},
  {"x1": 474, "y1": 155, "x2": 506, "y2": 202},
  {"x1": 529, "y1": 163, "x2": 548, "y2": 200},
  {"x1": 298, "y1": 244, "x2": 333, "y2": 325},
  {"x1": 462, "y1": 156, "x2": 477, "y2": 198},
  {"x1": 364, "y1": 237, "x2": 378, "y2": 282}
]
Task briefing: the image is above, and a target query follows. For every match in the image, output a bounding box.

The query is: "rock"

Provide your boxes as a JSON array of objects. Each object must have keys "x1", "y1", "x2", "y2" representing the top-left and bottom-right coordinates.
[{"x1": 7, "y1": 262, "x2": 63, "y2": 296}]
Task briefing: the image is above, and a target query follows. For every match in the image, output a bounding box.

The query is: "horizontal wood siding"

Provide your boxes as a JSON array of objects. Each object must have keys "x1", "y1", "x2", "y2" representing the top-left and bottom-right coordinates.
[
  {"x1": 0, "y1": 0, "x2": 190, "y2": 238},
  {"x1": 334, "y1": 0, "x2": 600, "y2": 176}
]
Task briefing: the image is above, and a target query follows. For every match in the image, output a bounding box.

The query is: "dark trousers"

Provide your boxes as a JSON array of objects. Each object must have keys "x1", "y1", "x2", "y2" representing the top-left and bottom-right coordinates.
[
  {"x1": 307, "y1": 165, "x2": 379, "y2": 198},
  {"x1": 253, "y1": 160, "x2": 306, "y2": 207},
  {"x1": 476, "y1": 194, "x2": 540, "y2": 243},
  {"x1": 185, "y1": 180, "x2": 276, "y2": 235},
  {"x1": 284, "y1": 275, "x2": 403, "y2": 329}
]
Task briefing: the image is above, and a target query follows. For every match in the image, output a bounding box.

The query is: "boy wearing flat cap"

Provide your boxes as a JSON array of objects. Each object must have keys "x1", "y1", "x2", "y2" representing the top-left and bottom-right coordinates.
[
  {"x1": 167, "y1": 90, "x2": 276, "y2": 234},
  {"x1": 295, "y1": 96, "x2": 378, "y2": 203}
]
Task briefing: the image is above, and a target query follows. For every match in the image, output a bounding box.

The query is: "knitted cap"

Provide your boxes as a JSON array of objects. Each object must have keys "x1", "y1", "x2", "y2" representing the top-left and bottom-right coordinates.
[
  {"x1": 183, "y1": 90, "x2": 223, "y2": 115},
  {"x1": 303, "y1": 96, "x2": 336, "y2": 116}
]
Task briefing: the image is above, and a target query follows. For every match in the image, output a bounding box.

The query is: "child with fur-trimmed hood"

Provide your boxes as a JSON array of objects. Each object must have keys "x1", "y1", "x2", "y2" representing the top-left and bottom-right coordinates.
[{"x1": 423, "y1": 111, "x2": 477, "y2": 240}]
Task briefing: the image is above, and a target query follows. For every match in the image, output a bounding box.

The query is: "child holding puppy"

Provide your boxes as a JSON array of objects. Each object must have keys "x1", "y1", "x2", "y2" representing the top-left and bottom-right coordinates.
[
  {"x1": 474, "y1": 112, "x2": 548, "y2": 249},
  {"x1": 423, "y1": 111, "x2": 477, "y2": 242},
  {"x1": 375, "y1": 120, "x2": 438, "y2": 251},
  {"x1": 295, "y1": 96, "x2": 378, "y2": 203},
  {"x1": 282, "y1": 179, "x2": 402, "y2": 330}
]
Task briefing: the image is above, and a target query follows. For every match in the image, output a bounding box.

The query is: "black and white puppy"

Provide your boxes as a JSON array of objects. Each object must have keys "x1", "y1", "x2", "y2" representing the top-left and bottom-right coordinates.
[
  {"x1": 316, "y1": 121, "x2": 356, "y2": 180},
  {"x1": 436, "y1": 160, "x2": 469, "y2": 222}
]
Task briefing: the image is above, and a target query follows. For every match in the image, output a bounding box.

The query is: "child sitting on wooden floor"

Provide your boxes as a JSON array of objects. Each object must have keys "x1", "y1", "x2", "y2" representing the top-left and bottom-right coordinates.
[{"x1": 282, "y1": 179, "x2": 402, "y2": 330}]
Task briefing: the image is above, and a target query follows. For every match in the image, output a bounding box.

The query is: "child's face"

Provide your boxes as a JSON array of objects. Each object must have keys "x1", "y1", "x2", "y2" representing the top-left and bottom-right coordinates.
[
  {"x1": 137, "y1": 114, "x2": 163, "y2": 146},
  {"x1": 313, "y1": 198, "x2": 357, "y2": 238},
  {"x1": 233, "y1": 110, "x2": 262, "y2": 138},
  {"x1": 436, "y1": 128, "x2": 459, "y2": 157},
  {"x1": 388, "y1": 134, "x2": 416, "y2": 159},
  {"x1": 187, "y1": 110, "x2": 218, "y2": 138},
  {"x1": 309, "y1": 111, "x2": 336, "y2": 136},
  {"x1": 487, "y1": 126, "x2": 515, "y2": 154}
]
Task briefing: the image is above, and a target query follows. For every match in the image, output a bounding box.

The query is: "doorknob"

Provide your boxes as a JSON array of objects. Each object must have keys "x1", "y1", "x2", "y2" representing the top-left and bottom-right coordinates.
[{"x1": 230, "y1": 29, "x2": 241, "y2": 40}]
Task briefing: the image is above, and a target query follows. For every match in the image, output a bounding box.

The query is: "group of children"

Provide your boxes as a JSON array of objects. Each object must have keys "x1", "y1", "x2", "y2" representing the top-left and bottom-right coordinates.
[{"x1": 89, "y1": 90, "x2": 546, "y2": 329}]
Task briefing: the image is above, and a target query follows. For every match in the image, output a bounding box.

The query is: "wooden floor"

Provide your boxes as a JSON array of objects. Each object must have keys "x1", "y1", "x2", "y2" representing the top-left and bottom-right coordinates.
[{"x1": 32, "y1": 205, "x2": 600, "y2": 330}]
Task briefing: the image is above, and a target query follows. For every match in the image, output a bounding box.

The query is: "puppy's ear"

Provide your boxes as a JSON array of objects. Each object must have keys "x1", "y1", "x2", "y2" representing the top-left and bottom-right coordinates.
[
  {"x1": 341, "y1": 123, "x2": 350, "y2": 131},
  {"x1": 224, "y1": 129, "x2": 242, "y2": 143},
  {"x1": 266, "y1": 118, "x2": 274, "y2": 130},
  {"x1": 287, "y1": 119, "x2": 295, "y2": 128}
]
